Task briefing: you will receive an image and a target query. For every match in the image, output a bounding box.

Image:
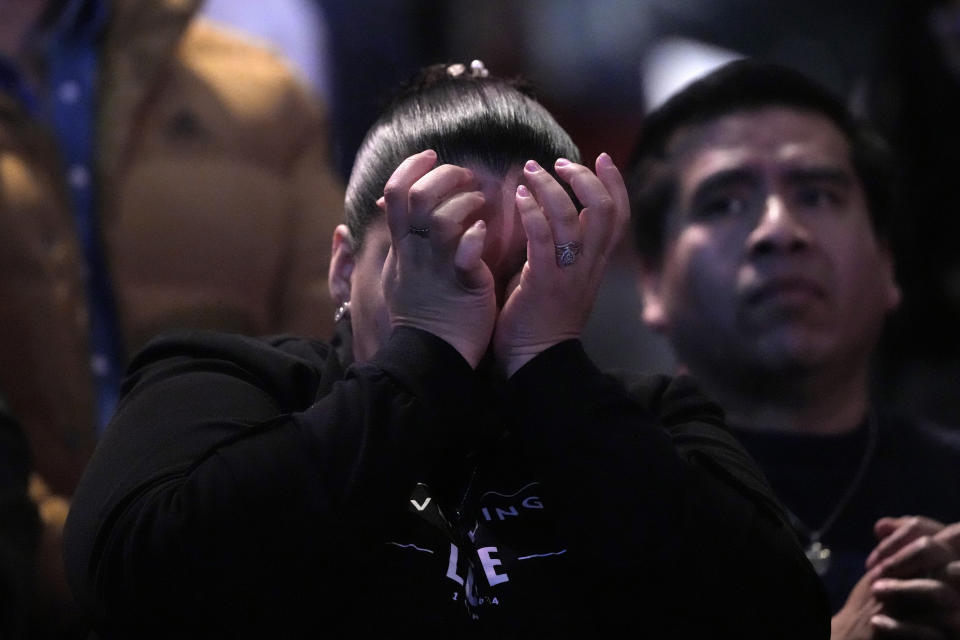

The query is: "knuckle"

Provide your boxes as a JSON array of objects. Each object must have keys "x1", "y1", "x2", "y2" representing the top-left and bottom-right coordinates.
[
  {"x1": 530, "y1": 225, "x2": 553, "y2": 245},
  {"x1": 407, "y1": 184, "x2": 430, "y2": 208},
  {"x1": 567, "y1": 172, "x2": 592, "y2": 193},
  {"x1": 440, "y1": 163, "x2": 464, "y2": 176},
  {"x1": 916, "y1": 535, "x2": 935, "y2": 553},
  {"x1": 596, "y1": 195, "x2": 616, "y2": 216},
  {"x1": 383, "y1": 180, "x2": 405, "y2": 202}
]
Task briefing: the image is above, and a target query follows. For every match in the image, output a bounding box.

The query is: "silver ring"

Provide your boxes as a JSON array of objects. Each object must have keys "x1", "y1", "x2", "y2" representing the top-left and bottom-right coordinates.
[
  {"x1": 554, "y1": 240, "x2": 583, "y2": 267},
  {"x1": 408, "y1": 225, "x2": 430, "y2": 238}
]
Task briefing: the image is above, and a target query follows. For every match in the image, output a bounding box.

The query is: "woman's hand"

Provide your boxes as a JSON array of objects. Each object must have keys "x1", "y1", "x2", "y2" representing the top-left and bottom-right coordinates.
[
  {"x1": 493, "y1": 153, "x2": 628, "y2": 377},
  {"x1": 381, "y1": 150, "x2": 497, "y2": 368}
]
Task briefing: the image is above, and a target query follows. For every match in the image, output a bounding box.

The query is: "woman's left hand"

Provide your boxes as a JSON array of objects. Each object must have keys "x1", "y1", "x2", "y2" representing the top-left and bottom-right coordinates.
[{"x1": 493, "y1": 153, "x2": 628, "y2": 377}]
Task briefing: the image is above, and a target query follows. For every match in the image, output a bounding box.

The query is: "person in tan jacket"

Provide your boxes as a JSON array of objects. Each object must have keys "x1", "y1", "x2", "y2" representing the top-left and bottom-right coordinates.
[{"x1": 0, "y1": 0, "x2": 343, "y2": 631}]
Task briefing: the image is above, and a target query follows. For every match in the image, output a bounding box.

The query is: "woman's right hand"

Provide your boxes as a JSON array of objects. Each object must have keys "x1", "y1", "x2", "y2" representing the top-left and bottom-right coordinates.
[{"x1": 381, "y1": 150, "x2": 497, "y2": 368}]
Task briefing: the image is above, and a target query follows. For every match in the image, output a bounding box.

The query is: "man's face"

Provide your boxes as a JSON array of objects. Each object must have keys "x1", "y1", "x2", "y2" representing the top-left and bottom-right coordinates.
[
  {"x1": 641, "y1": 107, "x2": 901, "y2": 382},
  {"x1": 333, "y1": 165, "x2": 527, "y2": 363}
]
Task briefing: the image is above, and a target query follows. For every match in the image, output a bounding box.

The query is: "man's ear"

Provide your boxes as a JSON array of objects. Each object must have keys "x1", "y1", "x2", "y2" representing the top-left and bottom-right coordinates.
[
  {"x1": 879, "y1": 240, "x2": 902, "y2": 313},
  {"x1": 638, "y1": 261, "x2": 668, "y2": 333},
  {"x1": 328, "y1": 225, "x2": 356, "y2": 305}
]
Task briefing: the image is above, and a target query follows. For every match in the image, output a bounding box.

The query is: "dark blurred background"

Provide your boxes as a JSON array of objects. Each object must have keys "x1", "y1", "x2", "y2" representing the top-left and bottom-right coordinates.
[{"x1": 205, "y1": 0, "x2": 960, "y2": 425}]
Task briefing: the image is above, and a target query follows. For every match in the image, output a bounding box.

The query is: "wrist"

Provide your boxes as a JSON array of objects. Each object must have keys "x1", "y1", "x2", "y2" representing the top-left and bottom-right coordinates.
[
  {"x1": 392, "y1": 320, "x2": 490, "y2": 369},
  {"x1": 503, "y1": 354, "x2": 536, "y2": 379},
  {"x1": 501, "y1": 348, "x2": 549, "y2": 379},
  {"x1": 499, "y1": 339, "x2": 573, "y2": 379}
]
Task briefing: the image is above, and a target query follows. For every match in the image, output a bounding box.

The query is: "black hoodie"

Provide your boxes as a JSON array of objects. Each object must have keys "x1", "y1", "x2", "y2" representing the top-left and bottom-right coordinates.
[{"x1": 65, "y1": 325, "x2": 828, "y2": 638}]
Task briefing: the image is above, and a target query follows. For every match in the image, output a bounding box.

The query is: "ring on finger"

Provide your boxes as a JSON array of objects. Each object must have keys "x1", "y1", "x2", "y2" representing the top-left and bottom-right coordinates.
[
  {"x1": 555, "y1": 240, "x2": 583, "y2": 267},
  {"x1": 408, "y1": 225, "x2": 430, "y2": 238}
]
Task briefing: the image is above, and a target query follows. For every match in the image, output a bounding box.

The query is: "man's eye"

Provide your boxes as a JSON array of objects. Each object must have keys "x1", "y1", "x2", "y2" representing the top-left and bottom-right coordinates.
[
  {"x1": 694, "y1": 196, "x2": 747, "y2": 219},
  {"x1": 796, "y1": 186, "x2": 840, "y2": 209}
]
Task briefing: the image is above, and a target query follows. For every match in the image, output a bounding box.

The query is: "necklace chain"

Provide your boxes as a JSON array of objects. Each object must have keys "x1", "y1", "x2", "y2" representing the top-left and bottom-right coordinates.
[{"x1": 785, "y1": 413, "x2": 879, "y2": 574}]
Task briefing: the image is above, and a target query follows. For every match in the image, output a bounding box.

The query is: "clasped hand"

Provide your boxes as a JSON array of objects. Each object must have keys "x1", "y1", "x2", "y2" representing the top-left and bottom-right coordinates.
[
  {"x1": 834, "y1": 516, "x2": 960, "y2": 639},
  {"x1": 380, "y1": 150, "x2": 628, "y2": 373}
]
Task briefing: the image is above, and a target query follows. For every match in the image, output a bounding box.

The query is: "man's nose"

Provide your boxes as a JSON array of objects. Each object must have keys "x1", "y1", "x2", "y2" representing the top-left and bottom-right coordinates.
[{"x1": 746, "y1": 194, "x2": 811, "y2": 257}]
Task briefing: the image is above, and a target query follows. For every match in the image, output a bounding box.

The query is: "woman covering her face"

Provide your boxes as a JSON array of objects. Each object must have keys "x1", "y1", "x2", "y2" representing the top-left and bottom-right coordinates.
[{"x1": 63, "y1": 62, "x2": 829, "y2": 638}]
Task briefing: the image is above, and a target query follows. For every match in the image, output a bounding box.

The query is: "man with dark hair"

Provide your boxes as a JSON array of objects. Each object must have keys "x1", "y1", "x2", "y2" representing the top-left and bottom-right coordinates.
[{"x1": 628, "y1": 59, "x2": 960, "y2": 639}]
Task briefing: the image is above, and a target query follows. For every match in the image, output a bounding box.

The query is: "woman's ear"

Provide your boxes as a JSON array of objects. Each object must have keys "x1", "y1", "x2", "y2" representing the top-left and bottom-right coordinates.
[{"x1": 328, "y1": 225, "x2": 356, "y2": 305}]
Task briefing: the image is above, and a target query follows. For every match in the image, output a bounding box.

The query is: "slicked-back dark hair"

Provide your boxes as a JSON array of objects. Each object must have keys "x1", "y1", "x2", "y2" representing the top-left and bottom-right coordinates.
[
  {"x1": 627, "y1": 59, "x2": 897, "y2": 265},
  {"x1": 344, "y1": 63, "x2": 580, "y2": 249}
]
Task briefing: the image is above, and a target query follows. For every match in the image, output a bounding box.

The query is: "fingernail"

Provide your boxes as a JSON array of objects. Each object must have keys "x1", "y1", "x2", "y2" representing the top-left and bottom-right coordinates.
[
  {"x1": 376, "y1": 197, "x2": 386, "y2": 209},
  {"x1": 516, "y1": 184, "x2": 530, "y2": 197},
  {"x1": 597, "y1": 152, "x2": 613, "y2": 168},
  {"x1": 555, "y1": 158, "x2": 570, "y2": 168},
  {"x1": 423, "y1": 149, "x2": 437, "y2": 158},
  {"x1": 872, "y1": 579, "x2": 892, "y2": 591},
  {"x1": 525, "y1": 159, "x2": 541, "y2": 173}
]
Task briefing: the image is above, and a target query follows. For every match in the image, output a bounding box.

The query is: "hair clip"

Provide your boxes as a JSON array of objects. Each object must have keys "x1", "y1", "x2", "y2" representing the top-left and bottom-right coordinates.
[
  {"x1": 470, "y1": 59, "x2": 489, "y2": 78},
  {"x1": 446, "y1": 59, "x2": 490, "y2": 79}
]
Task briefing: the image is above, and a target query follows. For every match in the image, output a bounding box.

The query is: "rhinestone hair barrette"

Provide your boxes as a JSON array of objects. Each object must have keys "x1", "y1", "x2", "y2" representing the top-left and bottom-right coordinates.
[{"x1": 446, "y1": 59, "x2": 490, "y2": 78}]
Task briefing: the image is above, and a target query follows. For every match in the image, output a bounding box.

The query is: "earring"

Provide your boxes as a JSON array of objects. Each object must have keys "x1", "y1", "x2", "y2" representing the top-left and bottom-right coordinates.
[{"x1": 334, "y1": 301, "x2": 351, "y2": 323}]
